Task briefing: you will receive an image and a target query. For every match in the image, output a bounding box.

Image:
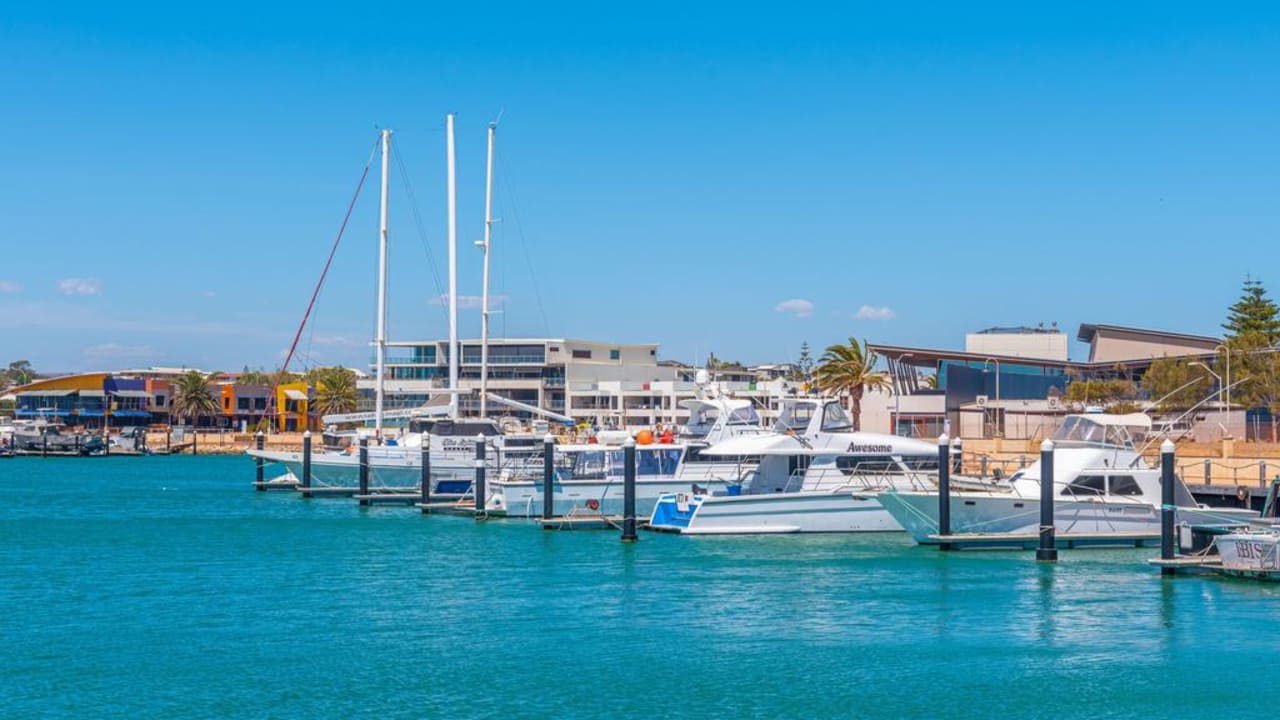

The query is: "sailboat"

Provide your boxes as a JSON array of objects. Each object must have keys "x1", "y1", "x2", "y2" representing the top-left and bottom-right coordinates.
[{"x1": 249, "y1": 116, "x2": 560, "y2": 493}]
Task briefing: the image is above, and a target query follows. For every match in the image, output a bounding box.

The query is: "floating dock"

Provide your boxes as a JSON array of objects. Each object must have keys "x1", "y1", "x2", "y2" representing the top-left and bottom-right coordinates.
[
  {"x1": 297, "y1": 485, "x2": 423, "y2": 498},
  {"x1": 1148, "y1": 555, "x2": 1223, "y2": 574},
  {"x1": 925, "y1": 531, "x2": 1160, "y2": 551},
  {"x1": 416, "y1": 499, "x2": 477, "y2": 515},
  {"x1": 352, "y1": 491, "x2": 424, "y2": 506},
  {"x1": 537, "y1": 515, "x2": 626, "y2": 531},
  {"x1": 254, "y1": 478, "x2": 300, "y2": 492}
]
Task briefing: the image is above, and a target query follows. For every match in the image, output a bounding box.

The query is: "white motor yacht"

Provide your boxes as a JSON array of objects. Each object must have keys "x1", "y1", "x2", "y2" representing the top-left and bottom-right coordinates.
[
  {"x1": 877, "y1": 413, "x2": 1258, "y2": 543},
  {"x1": 648, "y1": 398, "x2": 938, "y2": 534},
  {"x1": 484, "y1": 394, "x2": 767, "y2": 517}
]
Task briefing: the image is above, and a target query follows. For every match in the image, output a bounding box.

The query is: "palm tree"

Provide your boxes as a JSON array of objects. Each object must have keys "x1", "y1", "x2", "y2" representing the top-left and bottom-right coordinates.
[
  {"x1": 170, "y1": 370, "x2": 220, "y2": 428},
  {"x1": 814, "y1": 337, "x2": 888, "y2": 430},
  {"x1": 311, "y1": 366, "x2": 359, "y2": 420}
]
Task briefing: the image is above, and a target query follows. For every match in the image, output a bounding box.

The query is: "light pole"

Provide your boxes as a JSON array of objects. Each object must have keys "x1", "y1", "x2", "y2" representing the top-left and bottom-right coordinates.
[
  {"x1": 1190, "y1": 360, "x2": 1223, "y2": 406},
  {"x1": 982, "y1": 358, "x2": 1001, "y2": 437},
  {"x1": 1214, "y1": 344, "x2": 1231, "y2": 428},
  {"x1": 895, "y1": 353, "x2": 914, "y2": 436}
]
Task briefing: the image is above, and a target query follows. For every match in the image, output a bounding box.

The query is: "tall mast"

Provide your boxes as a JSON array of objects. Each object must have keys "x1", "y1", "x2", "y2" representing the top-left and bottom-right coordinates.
[
  {"x1": 446, "y1": 114, "x2": 459, "y2": 419},
  {"x1": 478, "y1": 121, "x2": 495, "y2": 419},
  {"x1": 375, "y1": 128, "x2": 391, "y2": 436}
]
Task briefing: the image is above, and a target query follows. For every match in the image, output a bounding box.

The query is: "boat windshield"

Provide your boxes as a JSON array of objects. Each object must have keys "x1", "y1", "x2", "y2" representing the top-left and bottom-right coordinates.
[
  {"x1": 774, "y1": 401, "x2": 816, "y2": 433},
  {"x1": 1051, "y1": 416, "x2": 1139, "y2": 449},
  {"x1": 820, "y1": 403, "x2": 853, "y2": 432},
  {"x1": 727, "y1": 405, "x2": 760, "y2": 426},
  {"x1": 685, "y1": 408, "x2": 719, "y2": 438}
]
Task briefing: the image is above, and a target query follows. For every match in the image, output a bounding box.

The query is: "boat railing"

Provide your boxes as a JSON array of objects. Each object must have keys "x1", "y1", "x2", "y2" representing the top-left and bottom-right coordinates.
[{"x1": 783, "y1": 464, "x2": 937, "y2": 494}]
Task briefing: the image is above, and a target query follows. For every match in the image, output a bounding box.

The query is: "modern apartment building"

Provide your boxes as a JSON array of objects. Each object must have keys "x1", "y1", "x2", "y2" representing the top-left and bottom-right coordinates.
[{"x1": 364, "y1": 338, "x2": 801, "y2": 428}]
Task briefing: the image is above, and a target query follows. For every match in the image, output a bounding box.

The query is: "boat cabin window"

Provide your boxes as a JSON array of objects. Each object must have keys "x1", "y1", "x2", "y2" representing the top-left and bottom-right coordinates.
[
  {"x1": 567, "y1": 448, "x2": 683, "y2": 479},
  {"x1": 637, "y1": 448, "x2": 683, "y2": 476},
  {"x1": 1108, "y1": 475, "x2": 1142, "y2": 496},
  {"x1": 836, "y1": 455, "x2": 898, "y2": 474},
  {"x1": 899, "y1": 455, "x2": 940, "y2": 471},
  {"x1": 774, "y1": 401, "x2": 816, "y2": 433},
  {"x1": 1060, "y1": 475, "x2": 1107, "y2": 496},
  {"x1": 568, "y1": 450, "x2": 613, "y2": 480},
  {"x1": 820, "y1": 403, "x2": 853, "y2": 432}
]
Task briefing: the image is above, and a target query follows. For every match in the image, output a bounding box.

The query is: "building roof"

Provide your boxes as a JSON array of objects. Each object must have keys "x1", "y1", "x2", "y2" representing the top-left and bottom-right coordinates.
[
  {"x1": 869, "y1": 342, "x2": 1227, "y2": 373},
  {"x1": 1076, "y1": 323, "x2": 1220, "y2": 346},
  {"x1": 869, "y1": 343, "x2": 1077, "y2": 370},
  {"x1": 972, "y1": 325, "x2": 1063, "y2": 335}
]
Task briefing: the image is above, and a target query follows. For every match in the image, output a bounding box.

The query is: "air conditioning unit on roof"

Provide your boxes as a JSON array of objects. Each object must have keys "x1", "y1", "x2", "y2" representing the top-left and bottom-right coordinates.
[{"x1": 975, "y1": 395, "x2": 989, "y2": 407}]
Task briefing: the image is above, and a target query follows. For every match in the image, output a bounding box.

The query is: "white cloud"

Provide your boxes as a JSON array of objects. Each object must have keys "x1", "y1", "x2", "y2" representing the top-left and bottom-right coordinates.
[
  {"x1": 203, "y1": 290, "x2": 217, "y2": 298},
  {"x1": 58, "y1": 278, "x2": 102, "y2": 296},
  {"x1": 431, "y1": 294, "x2": 510, "y2": 310},
  {"x1": 313, "y1": 335, "x2": 360, "y2": 348},
  {"x1": 854, "y1": 304, "x2": 896, "y2": 321},
  {"x1": 0, "y1": 280, "x2": 19, "y2": 293},
  {"x1": 84, "y1": 343, "x2": 156, "y2": 360},
  {"x1": 774, "y1": 298, "x2": 814, "y2": 318}
]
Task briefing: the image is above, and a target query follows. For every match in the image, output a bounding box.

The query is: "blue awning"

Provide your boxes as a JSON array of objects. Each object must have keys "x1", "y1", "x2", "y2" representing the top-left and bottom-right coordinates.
[{"x1": 16, "y1": 409, "x2": 70, "y2": 416}]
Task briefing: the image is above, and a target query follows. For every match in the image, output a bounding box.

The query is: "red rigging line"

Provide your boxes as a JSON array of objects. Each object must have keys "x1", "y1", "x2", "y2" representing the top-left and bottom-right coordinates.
[{"x1": 266, "y1": 138, "x2": 380, "y2": 426}]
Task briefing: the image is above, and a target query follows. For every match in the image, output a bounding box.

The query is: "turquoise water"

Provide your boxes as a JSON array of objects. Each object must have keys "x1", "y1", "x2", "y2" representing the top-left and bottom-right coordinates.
[{"x1": 2, "y1": 456, "x2": 1278, "y2": 719}]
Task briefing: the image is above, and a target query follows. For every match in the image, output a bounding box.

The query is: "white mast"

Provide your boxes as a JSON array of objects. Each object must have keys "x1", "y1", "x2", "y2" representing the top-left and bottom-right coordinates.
[
  {"x1": 446, "y1": 114, "x2": 459, "y2": 419},
  {"x1": 478, "y1": 121, "x2": 496, "y2": 419},
  {"x1": 375, "y1": 128, "x2": 391, "y2": 436}
]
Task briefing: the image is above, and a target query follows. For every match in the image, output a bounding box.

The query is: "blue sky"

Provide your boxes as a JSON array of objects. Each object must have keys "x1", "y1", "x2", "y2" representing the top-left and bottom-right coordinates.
[{"x1": 2, "y1": 2, "x2": 1278, "y2": 372}]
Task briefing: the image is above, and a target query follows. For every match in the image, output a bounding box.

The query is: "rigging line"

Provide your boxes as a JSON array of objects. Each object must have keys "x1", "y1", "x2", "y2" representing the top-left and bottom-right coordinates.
[
  {"x1": 269, "y1": 136, "x2": 380, "y2": 424},
  {"x1": 495, "y1": 153, "x2": 551, "y2": 336},
  {"x1": 391, "y1": 139, "x2": 450, "y2": 329}
]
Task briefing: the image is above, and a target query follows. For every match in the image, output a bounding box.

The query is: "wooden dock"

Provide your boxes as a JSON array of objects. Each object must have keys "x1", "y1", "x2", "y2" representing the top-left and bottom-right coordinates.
[{"x1": 925, "y1": 530, "x2": 1160, "y2": 550}]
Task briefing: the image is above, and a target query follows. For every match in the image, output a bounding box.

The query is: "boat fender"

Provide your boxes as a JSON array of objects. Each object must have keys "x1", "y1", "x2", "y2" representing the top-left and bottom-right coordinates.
[{"x1": 1237, "y1": 485, "x2": 1250, "y2": 504}]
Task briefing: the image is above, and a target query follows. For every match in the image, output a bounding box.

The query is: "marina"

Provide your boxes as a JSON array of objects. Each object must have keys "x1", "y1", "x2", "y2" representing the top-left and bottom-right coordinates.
[
  {"x1": 4, "y1": 454, "x2": 1280, "y2": 719},
  {"x1": 5, "y1": 5, "x2": 1280, "y2": 718}
]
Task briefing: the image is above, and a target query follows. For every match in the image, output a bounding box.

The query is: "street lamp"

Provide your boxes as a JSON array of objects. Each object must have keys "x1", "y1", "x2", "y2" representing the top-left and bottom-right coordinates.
[
  {"x1": 1214, "y1": 344, "x2": 1231, "y2": 421},
  {"x1": 1190, "y1": 360, "x2": 1223, "y2": 407},
  {"x1": 982, "y1": 358, "x2": 1001, "y2": 437},
  {"x1": 894, "y1": 353, "x2": 914, "y2": 436}
]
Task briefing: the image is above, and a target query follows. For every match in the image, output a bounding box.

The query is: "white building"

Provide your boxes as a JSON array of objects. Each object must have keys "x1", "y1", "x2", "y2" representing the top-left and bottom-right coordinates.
[
  {"x1": 964, "y1": 325, "x2": 1068, "y2": 361},
  {"x1": 363, "y1": 338, "x2": 801, "y2": 429}
]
